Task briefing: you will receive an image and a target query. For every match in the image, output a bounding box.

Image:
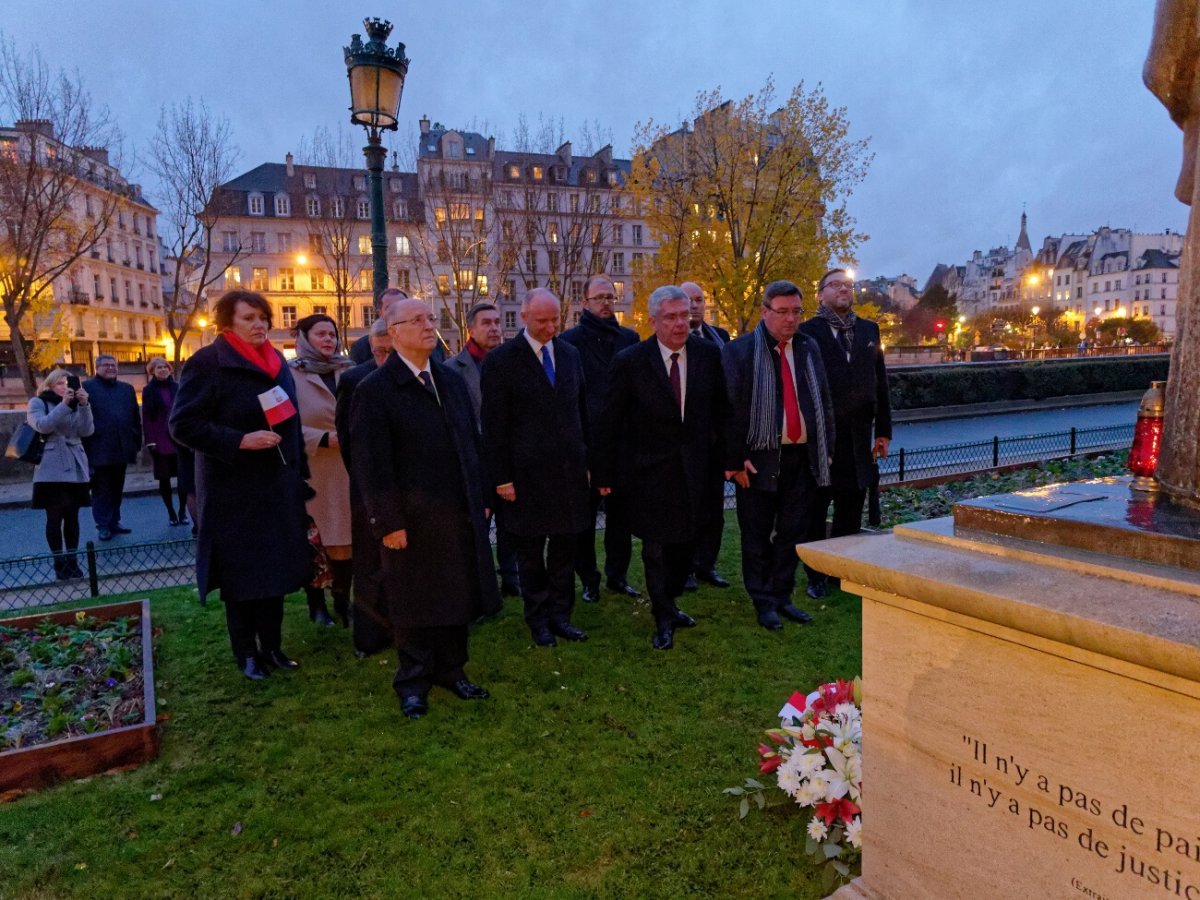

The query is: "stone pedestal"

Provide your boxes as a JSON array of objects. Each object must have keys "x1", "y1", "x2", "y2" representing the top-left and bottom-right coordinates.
[{"x1": 799, "y1": 479, "x2": 1200, "y2": 899}]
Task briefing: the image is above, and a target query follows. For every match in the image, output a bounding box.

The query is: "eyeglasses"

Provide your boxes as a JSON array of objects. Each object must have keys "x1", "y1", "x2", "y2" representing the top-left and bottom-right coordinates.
[
  {"x1": 587, "y1": 293, "x2": 616, "y2": 302},
  {"x1": 822, "y1": 280, "x2": 854, "y2": 291},
  {"x1": 390, "y1": 315, "x2": 437, "y2": 327},
  {"x1": 764, "y1": 306, "x2": 803, "y2": 317}
]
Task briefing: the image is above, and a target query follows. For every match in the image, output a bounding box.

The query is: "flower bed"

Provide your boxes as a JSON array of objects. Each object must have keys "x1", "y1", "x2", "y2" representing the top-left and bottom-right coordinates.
[{"x1": 0, "y1": 599, "x2": 158, "y2": 800}]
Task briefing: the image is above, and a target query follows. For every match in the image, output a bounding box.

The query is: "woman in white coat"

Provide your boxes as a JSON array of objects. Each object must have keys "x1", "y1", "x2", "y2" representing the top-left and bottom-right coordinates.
[
  {"x1": 289, "y1": 314, "x2": 354, "y2": 627},
  {"x1": 28, "y1": 369, "x2": 95, "y2": 579}
]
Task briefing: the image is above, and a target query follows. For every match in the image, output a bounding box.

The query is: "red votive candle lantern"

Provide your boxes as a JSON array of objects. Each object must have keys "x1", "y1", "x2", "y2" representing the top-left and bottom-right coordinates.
[{"x1": 1128, "y1": 379, "x2": 1166, "y2": 491}]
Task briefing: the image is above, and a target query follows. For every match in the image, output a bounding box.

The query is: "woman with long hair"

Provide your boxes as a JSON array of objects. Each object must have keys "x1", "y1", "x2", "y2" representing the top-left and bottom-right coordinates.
[
  {"x1": 170, "y1": 290, "x2": 311, "y2": 682},
  {"x1": 141, "y1": 357, "x2": 189, "y2": 527},
  {"x1": 28, "y1": 369, "x2": 94, "y2": 580},
  {"x1": 289, "y1": 314, "x2": 354, "y2": 628}
]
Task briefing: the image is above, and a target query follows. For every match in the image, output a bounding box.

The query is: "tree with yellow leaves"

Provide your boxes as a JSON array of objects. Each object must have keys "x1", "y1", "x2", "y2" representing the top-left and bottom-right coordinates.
[{"x1": 626, "y1": 78, "x2": 871, "y2": 334}]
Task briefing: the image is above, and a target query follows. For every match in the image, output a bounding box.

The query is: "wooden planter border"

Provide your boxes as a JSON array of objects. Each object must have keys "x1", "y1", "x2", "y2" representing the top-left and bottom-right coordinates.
[{"x1": 0, "y1": 599, "x2": 158, "y2": 801}]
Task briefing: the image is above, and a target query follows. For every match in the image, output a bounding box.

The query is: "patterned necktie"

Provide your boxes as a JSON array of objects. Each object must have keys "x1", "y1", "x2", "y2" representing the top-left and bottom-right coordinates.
[
  {"x1": 837, "y1": 326, "x2": 853, "y2": 359},
  {"x1": 541, "y1": 345, "x2": 556, "y2": 386},
  {"x1": 418, "y1": 370, "x2": 438, "y2": 403},
  {"x1": 779, "y1": 341, "x2": 804, "y2": 443},
  {"x1": 669, "y1": 352, "x2": 682, "y2": 413}
]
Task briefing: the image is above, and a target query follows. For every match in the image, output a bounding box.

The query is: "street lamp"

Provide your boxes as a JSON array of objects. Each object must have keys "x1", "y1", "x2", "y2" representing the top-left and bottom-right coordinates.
[{"x1": 344, "y1": 17, "x2": 409, "y2": 312}]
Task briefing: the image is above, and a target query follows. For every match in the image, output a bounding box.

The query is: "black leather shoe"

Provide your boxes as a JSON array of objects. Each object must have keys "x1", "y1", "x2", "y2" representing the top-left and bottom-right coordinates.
[
  {"x1": 400, "y1": 695, "x2": 428, "y2": 718},
  {"x1": 683, "y1": 574, "x2": 699, "y2": 592},
  {"x1": 806, "y1": 581, "x2": 828, "y2": 600},
  {"x1": 531, "y1": 626, "x2": 557, "y2": 647},
  {"x1": 780, "y1": 604, "x2": 814, "y2": 624},
  {"x1": 581, "y1": 581, "x2": 600, "y2": 603},
  {"x1": 310, "y1": 606, "x2": 336, "y2": 628},
  {"x1": 97, "y1": 528, "x2": 113, "y2": 541},
  {"x1": 673, "y1": 609, "x2": 697, "y2": 628},
  {"x1": 446, "y1": 679, "x2": 489, "y2": 700},
  {"x1": 500, "y1": 579, "x2": 522, "y2": 597},
  {"x1": 112, "y1": 524, "x2": 132, "y2": 535},
  {"x1": 551, "y1": 621, "x2": 589, "y2": 642},
  {"x1": 264, "y1": 650, "x2": 299, "y2": 670},
  {"x1": 652, "y1": 626, "x2": 675, "y2": 650},
  {"x1": 757, "y1": 609, "x2": 783, "y2": 631},
  {"x1": 696, "y1": 569, "x2": 731, "y2": 588},
  {"x1": 240, "y1": 657, "x2": 269, "y2": 681},
  {"x1": 607, "y1": 580, "x2": 642, "y2": 598}
]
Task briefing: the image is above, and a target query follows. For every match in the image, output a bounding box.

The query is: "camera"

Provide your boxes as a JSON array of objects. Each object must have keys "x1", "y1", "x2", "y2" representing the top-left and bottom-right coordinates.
[{"x1": 66, "y1": 374, "x2": 80, "y2": 409}]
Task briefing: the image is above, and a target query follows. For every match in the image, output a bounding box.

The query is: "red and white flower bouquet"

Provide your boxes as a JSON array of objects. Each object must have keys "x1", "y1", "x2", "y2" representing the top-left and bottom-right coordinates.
[{"x1": 727, "y1": 678, "x2": 863, "y2": 891}]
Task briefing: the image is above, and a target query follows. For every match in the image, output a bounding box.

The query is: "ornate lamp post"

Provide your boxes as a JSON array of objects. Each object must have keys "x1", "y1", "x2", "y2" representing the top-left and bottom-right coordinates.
[{"x1": 344, "y1": 17, "x2": 409, "y2": 311}]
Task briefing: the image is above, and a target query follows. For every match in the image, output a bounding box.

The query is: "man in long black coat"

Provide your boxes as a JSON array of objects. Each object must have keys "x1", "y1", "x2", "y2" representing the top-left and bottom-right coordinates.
[
  {"x1": 559, "y1": 274, "x2": 642, "y2": 602},
  {"x1": 335, "y1": 317, "x2": 393, "y2": 657},
  {"x1": 83, "y1": 354, "x2": 141, "y2": 540},
  {"x1": 351, "y1": 299, "x2": 500, "y2": 719},
  {"x1": 724, "y1": 280, "x2": 835, "y2": 631},
  {"x1": 481, "y1": 289, "x2": 591, "y2": 648},
  {"x1": 595, "y1": 285, "x2": 729, "y2": 650},
  {"x1": 798, "y1": 268, "x2": 892, "y2": 599},
  {"x1": 682, "y1": 280, "x2": 733, "y2": 590}
]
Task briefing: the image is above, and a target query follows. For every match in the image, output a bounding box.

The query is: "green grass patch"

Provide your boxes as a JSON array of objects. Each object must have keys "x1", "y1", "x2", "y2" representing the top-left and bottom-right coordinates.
[{"x1": 0, "y1": 522, "x2": 860, "y2": 899}]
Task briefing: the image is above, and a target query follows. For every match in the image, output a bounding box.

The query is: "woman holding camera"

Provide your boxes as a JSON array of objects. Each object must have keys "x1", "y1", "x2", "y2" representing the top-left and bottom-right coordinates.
[{"x1": 28, "y1": 369, "x2": 93, "y2": 580}]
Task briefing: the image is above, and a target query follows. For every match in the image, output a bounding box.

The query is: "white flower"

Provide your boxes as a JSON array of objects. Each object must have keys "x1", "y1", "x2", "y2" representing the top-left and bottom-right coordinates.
[
  {"x1": 807, "y1": 774, "x2": 829, "y2": 802},
  {"x1": 807, "y1": 817, "x2": 829, "y2": 842},
  {"x1": 777, "y1": 764, "x2": 803, "y2": 799},
  {"x1": 824, "y1": 745, "x2": 862, "y2": 802},
  {"x1": 796, "y1": 750, "x2": 827, "y2": 778},
  {"x1": 845, "y1": 816, "x2": 862, "y2": 848},
  {"x1": 834, "y1": 702, "x2": 857, "y2": 719}
]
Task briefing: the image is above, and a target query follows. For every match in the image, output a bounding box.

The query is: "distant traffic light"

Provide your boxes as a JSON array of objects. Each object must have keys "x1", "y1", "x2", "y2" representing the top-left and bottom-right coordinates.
[{"x1": 934, "y1": 320, "x2": 946, "y2": 331}]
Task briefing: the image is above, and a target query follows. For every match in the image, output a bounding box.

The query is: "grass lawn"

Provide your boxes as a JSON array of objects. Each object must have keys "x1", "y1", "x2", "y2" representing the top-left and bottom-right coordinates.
[{"x1": 0, "y1": 517, "x2": 860, "y2": 899}]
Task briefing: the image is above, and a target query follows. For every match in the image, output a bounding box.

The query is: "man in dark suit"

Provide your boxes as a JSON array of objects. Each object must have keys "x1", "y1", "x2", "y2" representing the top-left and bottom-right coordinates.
[
  {"x1": 560, "y1": 274, "x2": 641, "y2": 602},
  {"x1": 595, "y1": 285, "x2": 729, "y2": 650},
  {"x1": 335, "y1": 317, "x2": 393, "y2": 657},
  {"x1": 481, "y1": 289, "x2": 591, "y2": 647},
  {"x1": 724, "y1": 280, "x2": 835, "y2": 631},
  {"x1": 82, "y1": 355, "x2": 141, "y2": 540},
  {"x1": 349, "y1": 288, "x2": 407, "y2": 365},
  {"x1": 799, "y1": 268, "x2": 892, "y2": 599},
  {"x1": 681, "y1": 280, "x2": 732, "y2": 591},
  {"x1": 350, "y1": 298, "x2": 500, "y2": 719},
  {"x1": 448, "y1": 301, "x2": 520, "y2": 598}
]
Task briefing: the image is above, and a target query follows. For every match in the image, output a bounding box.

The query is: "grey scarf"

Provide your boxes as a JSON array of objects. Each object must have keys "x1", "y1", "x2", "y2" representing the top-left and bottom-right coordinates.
[
  {"x1": 816, "y1": 304, "x2": 857, "y2": 357},
  {"x1": 747, "y1": 321, "x2": 831, "y2": 487},
  {"x1": 288, "y1": 328, "x2": 353, "y2": 376}
]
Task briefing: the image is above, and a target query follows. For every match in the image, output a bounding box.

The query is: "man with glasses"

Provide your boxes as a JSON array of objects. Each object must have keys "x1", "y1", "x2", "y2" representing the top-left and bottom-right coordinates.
[
  {"x1": 560, "y1": 274, "x2": 642, "y2": 602},
  {"x1": 723, "y1": 280, "x2": 834, "y2": 631},
  {"x1": 799, "y1": 268, "x2": 891, "y2": 599},
  {"x1": 82, "y1": 355, "x2": 141, "y2": 541},
  {"x1": 350, "y1": 298, "x2": 500, "y2": 718}
]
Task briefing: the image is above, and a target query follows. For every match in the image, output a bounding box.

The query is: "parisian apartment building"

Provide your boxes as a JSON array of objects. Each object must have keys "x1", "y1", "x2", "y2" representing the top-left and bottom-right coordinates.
[
  {"x1": 204, "y1": 117, "x2": 657, "y2": 352},
  {"x1": 926, "y1": 213, "x2": 1184, "y2": 338},
  {"x1": 0, "y1": 119, "x2": 171, "y2": 370}
]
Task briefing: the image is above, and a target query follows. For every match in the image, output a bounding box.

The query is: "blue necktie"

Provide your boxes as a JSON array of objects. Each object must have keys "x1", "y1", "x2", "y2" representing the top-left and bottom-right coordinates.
[{"x1": 541, "y1": 346, "x2": 556, "y2": 386}]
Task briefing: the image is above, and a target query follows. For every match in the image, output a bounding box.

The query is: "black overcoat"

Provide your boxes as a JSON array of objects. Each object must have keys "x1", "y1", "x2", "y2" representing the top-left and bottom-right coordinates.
[
  {"x1": 799, "y1": 317, "x2": 892, "y2": 491},
  {"x1": 480, "y1": 333, "x2": 591, "y2": 537},
  {"x1": 595, "y1": 337, "x2": 729, "y2": 543},
  {"x1": 722, "y1": 331, "x2": 835, "y2": 491},
  {"x1": 82, "y1": 377, "x2": 141, "y2": 466},
  {"x1": 350, "y1": 354, "x2": 501, "y2": 628},
  {"x1": 559, "y1": 310, "x2": 639, "y2": 439},
  {"x1": 169, "y1": 336, "x2": 311, "y2": 602}
]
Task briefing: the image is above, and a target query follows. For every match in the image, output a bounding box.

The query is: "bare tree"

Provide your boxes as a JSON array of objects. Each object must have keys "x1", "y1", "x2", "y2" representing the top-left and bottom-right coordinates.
[
  {"x1": 147, "y1": 97, "x2": 244, "y2": 365},
  {"x1": 0, "y1": 36, "x2": 122, "y2": 394}
]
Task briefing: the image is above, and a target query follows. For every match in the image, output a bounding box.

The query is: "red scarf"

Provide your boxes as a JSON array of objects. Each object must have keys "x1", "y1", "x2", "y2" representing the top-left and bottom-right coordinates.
[
  {"x1": 466, "y1": 338, "x2": 488, "y2": 365},
  {"x1": 223, "y1": 330, "x2": 282, "y2": 379}
]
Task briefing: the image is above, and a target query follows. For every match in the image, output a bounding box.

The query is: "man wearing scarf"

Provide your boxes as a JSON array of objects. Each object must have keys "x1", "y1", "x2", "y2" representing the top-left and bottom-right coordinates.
[
  {"x1": 723, "y1": 280, "x2": 835, "y2": 631},
  {"x1": 560, "y1": 274, "x2": 642, "y2": 602},
  {"x1": 799, "y1": 268, "x2": 892, "y2": 599}
]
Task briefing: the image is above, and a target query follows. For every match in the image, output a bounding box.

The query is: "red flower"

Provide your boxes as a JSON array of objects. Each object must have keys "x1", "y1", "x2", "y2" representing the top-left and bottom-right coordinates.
[
  {"x1": 757, "y1": 743, "x2": 782, "y2": 774},
  {"x1": 814, "y1": 798, "x2": 862, "y2": 826}
]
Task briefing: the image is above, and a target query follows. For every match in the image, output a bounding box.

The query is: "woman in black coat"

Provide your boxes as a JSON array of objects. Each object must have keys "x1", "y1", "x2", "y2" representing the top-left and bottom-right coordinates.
[
  {"x1": 141, "y1": 357, "x2": 189, "y2": 527},
  {"x1": 170, "y1": 290, "x2": 311, "y2": 682}
]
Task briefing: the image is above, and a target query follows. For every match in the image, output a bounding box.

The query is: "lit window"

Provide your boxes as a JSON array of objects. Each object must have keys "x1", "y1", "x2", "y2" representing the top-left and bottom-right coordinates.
[
  {"x1": 612, "y1": 280, "x2": 625, "y2": 300},
  {"x1": 279, "y1": 268, "x2": 295, "y2": 291},
  {"x1": 252, "y1": 268, "x2": 268, "y2": 291},
  {"x1": 312, "y1": 305, "x2": 328, "y2": 316},
  {"x1": 435, "y1": 207, "x2": 447, "y2": 226},
  {"x1": 456, "y1": 269, "x2": 475, "y2": 290},
  {"x1": 396, "y1": 268, "x2": 410, "y2": 291},
  {"x1": 506, "y1": 164, "x2": 519, "y2": 179},
  {"x1": 548, "y1": 222, "x2": 559, "y2": 244},
  {"x1": 478, "y1": 275, "x2": 489, "y2": 295},
  {"x1": 450, "y1": 203, "x2": 470, "y2": 221},
  {"x1": 310, "y1": 269, "x2": 325, "y2": 290},
  {"x1": 531, "y1": 166, "x2": 544, "y2": 181},
  {"x1": 437, "y1": 274, "x2": 450, "y2": 294},
  {"x1": 358, "y1": 235, "x2": 371, "y2": 255},
  {"x1": 395, "y1": 236, "x2": 411, "y2": 256},
  {"x1": 226, "y1": 266, "x2": 241, "y2": 286}
]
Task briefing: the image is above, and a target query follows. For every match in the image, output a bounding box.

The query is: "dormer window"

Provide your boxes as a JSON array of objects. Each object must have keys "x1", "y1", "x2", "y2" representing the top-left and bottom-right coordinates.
[
  {"x1": 248, "y1": 192, "x2": 265, "y2": 216},
  {"x1": 274, "y1": 194, "x2": 290, "y2": 217},
  {"x1": 356, "y1": 197, "x2": 370, "y2": 219},
  {"x1": 306, "y1": 196, "x2": 320, "y2": 217},
  {"x1": 389, "y1": 178, "x2": 403, "y2": 192},
  {"x1": 585, "y1": 168, "x2": 598, "y2": 184},
  {"x1": 446, "y1": 139, "x2": 462, "y2": 159},
  {"x1": 531, "y1": 165, "x2": 544, "y2": 181},
  {"x1": 353, "y1": 175, "x2": 366, "y2": 191},
  {"x1": 303, "y1": 173, "x2": 317, "y2": 189},
  {"x1": 506, "y1": 164, "x2": 520, "y2": 180}
]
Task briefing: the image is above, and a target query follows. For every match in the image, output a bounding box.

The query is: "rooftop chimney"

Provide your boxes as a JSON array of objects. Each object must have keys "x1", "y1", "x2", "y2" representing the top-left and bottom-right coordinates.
[
  {"x1": 285, "y1": 152, "x2": 294, "y2": 177},
  {"x1": 419, "y1": 115, "x2": 431, "y2": 136}
]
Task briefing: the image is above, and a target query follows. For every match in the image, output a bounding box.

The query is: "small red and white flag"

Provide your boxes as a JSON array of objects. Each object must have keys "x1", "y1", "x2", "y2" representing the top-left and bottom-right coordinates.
[
  {"x1": 778, "y1": 691, "x2": 808, "y2": 723},
  {"x1": 257, "y1": 386, "x2": 296, "y2": 426}
]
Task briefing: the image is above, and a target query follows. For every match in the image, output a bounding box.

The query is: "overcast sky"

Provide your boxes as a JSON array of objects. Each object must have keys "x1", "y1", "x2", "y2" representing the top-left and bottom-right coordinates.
[{"x1": 2, "y1": 0, "x2": 1188, "y2": 285}]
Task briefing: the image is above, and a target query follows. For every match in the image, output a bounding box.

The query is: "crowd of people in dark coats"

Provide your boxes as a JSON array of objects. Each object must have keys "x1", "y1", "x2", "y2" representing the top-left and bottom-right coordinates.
[{"x1": 31, "y1": 266, "x2": 886, "y2": 719}]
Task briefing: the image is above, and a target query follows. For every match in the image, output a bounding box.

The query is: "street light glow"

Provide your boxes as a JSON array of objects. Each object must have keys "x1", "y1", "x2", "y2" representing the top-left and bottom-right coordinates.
[
  {"x1": 296, "y1": 253, "x2": 308, "y2": 266},
  {"x1": 1031, "y1": 306, "x2": 1040, "y2": 316}
]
